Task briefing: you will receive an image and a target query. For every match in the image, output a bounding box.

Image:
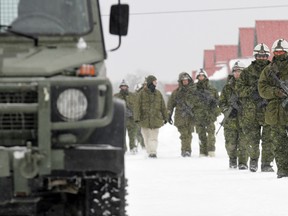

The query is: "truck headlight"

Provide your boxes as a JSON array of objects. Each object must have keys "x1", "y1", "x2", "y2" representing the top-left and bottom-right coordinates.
[{"x1": 56, "y1": 89, "x2": 88, "y2": 121}]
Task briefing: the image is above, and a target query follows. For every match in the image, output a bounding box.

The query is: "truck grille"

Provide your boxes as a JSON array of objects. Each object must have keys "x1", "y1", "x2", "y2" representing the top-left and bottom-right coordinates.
[{"x1": 0, "y1": 91, "x2": 38, "y2": 130}]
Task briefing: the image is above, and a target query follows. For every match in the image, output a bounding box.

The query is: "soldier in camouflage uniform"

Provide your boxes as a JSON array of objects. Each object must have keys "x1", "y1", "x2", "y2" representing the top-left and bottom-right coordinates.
[
  {"x1": 219, "y1": 61, "x2": 248, "y2": 169},
  {"x1": 167, "y1": 72, "x2": 195, "y2": 157},
  {"x1": 114, "y1": 79, "x2": 138, "y2": 153},
  {"x1": 258, "y1": 39, "x2": 288, "y2": 178},
  {"x1": 193, "y1": 69, "x2": 219, "y2": 157},
  {"x1": 134, "y1": 75, "x2": 168, "y2": 158},
  {"x1": 236, "y1": 43, "x2": 274, "y2": 172},
  {"x1": 134, "y1": 82, "x2": 145, "y2": 149}
]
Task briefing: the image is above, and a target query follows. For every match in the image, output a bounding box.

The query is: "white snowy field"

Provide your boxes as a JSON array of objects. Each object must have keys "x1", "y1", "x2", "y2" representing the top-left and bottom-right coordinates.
[{"x1": 125, "y1": 116, "x2": 288, "y2": 216}]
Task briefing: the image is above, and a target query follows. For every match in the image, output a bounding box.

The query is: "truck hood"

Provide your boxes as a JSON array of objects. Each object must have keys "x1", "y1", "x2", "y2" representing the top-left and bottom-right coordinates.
[{"x1": 0, "y1": 47, "x2": 103, "y2": 77}]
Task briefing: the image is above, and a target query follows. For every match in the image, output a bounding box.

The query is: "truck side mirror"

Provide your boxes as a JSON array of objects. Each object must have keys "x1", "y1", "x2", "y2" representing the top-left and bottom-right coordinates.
[{"x1": 109, "y1": 4, "x2": 129, "y2": 36}]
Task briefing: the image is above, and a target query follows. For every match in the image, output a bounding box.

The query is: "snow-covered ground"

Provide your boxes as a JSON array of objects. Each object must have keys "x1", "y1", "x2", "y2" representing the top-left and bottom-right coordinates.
[{"x1": 125, "y1": 116, "x2": 288, "y2": 216}]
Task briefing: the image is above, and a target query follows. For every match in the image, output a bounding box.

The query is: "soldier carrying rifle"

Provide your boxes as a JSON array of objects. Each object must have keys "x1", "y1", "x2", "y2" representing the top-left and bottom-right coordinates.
[
  {"x1": 193, "y1": 69, "x2": 220, "y2": 157},
  {"x1": 167, "y1": 72, "x2": 195, "y2": 157},
  {"x1": 259, "y1": 38, "x2": 288, "y2": 178},
  {"x1": 219, "y1": 61, "x2": 248, "y2": 169}
]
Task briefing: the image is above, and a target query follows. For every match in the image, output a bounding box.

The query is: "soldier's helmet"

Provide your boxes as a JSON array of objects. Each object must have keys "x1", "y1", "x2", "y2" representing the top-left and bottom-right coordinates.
[
  {"x1": 271, "y1": 39, "x2": 288, "y2": 53},
  {"x1": 146, "y1": 75, "x2": 157, "y2": 85},
  {"x1": 119, "y1": 79, "x2": 129, "y2": 88},
  {"x1": 253, "y1": 43, "x2": 270, "y2": 58},
  {"x1": 178, "y1": 72, "x2": 193, "y2": 83},
  {"x1": 232, "y1": 61, "x2": 245, "y2": 72},
  {"x1": 196, "y1": 68, "x2": 208, "y2": 79}
]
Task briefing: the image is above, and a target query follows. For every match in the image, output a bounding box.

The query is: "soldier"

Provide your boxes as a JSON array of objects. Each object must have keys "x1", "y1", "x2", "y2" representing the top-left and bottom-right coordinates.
[
  {"x1": 134, "y1": 82, "x2": 145, "y2": 149},
  {"x1": 236, "y1": 43, "x2": 274, "y2": 172},
  {"x1": 219, "y1": 61, "x2": 248, "y2": 169},
  {"x1": 258, "y1": 38, "x2": 288, "y2": 178},
  {"x1": 193, "y1": 69, "x2": 219, "y2": 157},
  {"x1": 114, "y1": 79, "x2": 138, "y2": 153},
  {"x1": 134, "y1": 75, "x2": 168, "y2": 158},
  {"x1": 167, "y1": 72, "x2": 195, "y2": 157}
]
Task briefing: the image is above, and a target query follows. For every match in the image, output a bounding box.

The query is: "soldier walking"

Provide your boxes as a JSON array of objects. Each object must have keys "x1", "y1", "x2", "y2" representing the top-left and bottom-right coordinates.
[
  {"x1": 219, "y1": 61, "x2": 248, "y2": 169},
  {"x1": 193, "y1": 69, "x2": 219, "y2": 157},
  {"x1": 134, "y1": 75, "x2": 168, "y2": 158},
  {"x1": 114, "y1": 80, "x2": 138, "y2": 153},
  {"x1": 258, "y1": 38, "x2": 288, "y2": 178},
  {"x1": 167, "y1": 72, "x2": 195, "y2": 157},
  {"x1": 236, "y1": 43, "x2": 274, "y2": 172}
]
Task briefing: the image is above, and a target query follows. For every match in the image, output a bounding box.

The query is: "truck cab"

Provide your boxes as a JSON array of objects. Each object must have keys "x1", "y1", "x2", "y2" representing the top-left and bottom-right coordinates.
[{"x1": 0, "y1": 0, "x2": 128, "y2": 215}]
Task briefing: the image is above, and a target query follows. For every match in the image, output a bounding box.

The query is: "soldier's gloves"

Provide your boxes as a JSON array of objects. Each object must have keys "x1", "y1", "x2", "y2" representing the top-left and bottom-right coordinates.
[
  {"x1": 275, "y1": 89, "x2": 286, "y2": 98},
  {"x1": 229, "y1": 108, "x2": 238, "y2": 118},
  {"x1": 135, "y1": 120, "x2": 140, "y2": 123},
  {"x1": 168, "y1": 116, "x2": 173, "y2": 124}
]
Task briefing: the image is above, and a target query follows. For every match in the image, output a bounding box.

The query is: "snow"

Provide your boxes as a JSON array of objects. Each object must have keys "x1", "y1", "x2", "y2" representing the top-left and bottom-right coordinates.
[{"x1": 125, "y1": 115, "x2": 288, "y2": 216}]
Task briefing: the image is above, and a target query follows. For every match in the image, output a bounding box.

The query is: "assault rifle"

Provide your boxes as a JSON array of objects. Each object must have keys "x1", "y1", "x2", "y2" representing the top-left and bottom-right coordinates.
[
  {"x1": 216, "y1": 93, "x2": 240, "y2": 135},
  {"x1": 125, "y1": 106, "x2": 133, "y2": 118},
  {"x1": 269, "y1": 66, "x2": 288, "y2": 109},
  {"x1": 269, "y1": 68, "x2": 288, "y2": 96},
  {"x1": 175, "y1": 97, "x2": 194, "y2": 118},
  {"x1": 194, "y1": 89, "x2": 218, "y2": 108}
]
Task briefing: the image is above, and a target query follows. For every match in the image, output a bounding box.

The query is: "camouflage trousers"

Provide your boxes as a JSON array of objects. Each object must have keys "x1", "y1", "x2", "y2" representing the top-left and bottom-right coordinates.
[
  {"x1": 126, "y1": 118, "x2": 137, "y2": 151},
  {"x1": 136, "y1": 124, "x2": 145, "y2": 148},
  {"x1": 241, "y1": 122, "x2": 274, "y2": 164},
  {"x1": 196, "y1": 122, "x2": 215, "y2": 155},
  {"x1": 224, "y1": 120, "x2": 248, "y2": 165},
  {"x1": 270, "y1": 125, "x2": 288, "y2": 176},
  {"x1": 177, "y1": 123, "x2": 194, "y2": 153}
]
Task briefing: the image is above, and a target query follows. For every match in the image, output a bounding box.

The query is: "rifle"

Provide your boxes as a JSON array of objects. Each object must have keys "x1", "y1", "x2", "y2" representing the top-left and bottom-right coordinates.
[
  {"x1": 125, "y1": 106, "x2": 133, "y2": 118},
  {"x1": 269, "y1": 66, "x2": 288, "y2": 109},
  {"x1": 175, "y1": 97, "x2": 194, "y2": 118},
  {"x1": 251, "y1": 86, "x2": 268, "y2": 108},
  {"x1": 194, "y1": 89, "x2": 218, "y2": 108},
  {"x1": 216, "y1": 93, "x2": 240, "y2": 135}
]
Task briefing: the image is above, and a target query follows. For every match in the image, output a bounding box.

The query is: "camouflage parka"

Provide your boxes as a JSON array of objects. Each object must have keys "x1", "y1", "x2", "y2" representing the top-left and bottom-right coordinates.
[
  {"x1": 235, "y1": 59, "x2": 270, "y2": 124},
  {"x1": 258, "y1": 54, "x2": 288, "y2": 125},
  {"x1": 193, "y1": 79, "x2": 219, "y2": 126},
  {"x1": 219, "y1": 75, "x2": 241, "y2": 128},
  {"x1": 134, "y1": 88, "x2": 168, "y2": 129},
  {"x1": 167, "y1": 78, "x2": 195, "y2": 127},
  {"x1": 114, "y1": 90, "x2": 136, "y2": 119}
]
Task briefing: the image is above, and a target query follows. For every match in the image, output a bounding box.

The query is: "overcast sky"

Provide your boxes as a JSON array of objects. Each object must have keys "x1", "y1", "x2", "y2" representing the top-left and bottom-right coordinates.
[{"x1": 100, "y1": 0, "x2": 288, "y2": 85}]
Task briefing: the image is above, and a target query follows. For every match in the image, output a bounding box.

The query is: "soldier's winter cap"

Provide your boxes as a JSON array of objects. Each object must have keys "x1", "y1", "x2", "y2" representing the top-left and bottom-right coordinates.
[
  {"x1": 146, "y1": 75, "x2": 157, "y2": 85},
  {"x1": 178, "y1": 72, "x2": 193, "y2": 82},
  {"x1": 196, "y1": 68, "x2": 208, "y2": 79},
  {"x1": 119, "y1": 79, "x2": 129, "y2": 88}
]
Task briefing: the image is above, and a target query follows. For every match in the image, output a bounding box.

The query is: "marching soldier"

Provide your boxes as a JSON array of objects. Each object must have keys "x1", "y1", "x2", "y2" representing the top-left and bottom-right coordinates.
[
  {"x1": 167, "y1": 72, "x2": 195, "y2": 157},
  {"x1": 219, "y1": 61, "x2": 248, "y2": 169},
  {"x1": 236, "y1": 43, "x2": 274, "y2": 172},
  {"x1": 114, "y1": 79, "x2": 138, "y2": 153}
]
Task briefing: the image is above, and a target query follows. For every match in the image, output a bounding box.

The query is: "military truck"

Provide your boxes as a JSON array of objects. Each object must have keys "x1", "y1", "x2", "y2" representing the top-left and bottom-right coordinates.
[{"x1": 0, "y1": 0, "x2": 129, "y2": 215}]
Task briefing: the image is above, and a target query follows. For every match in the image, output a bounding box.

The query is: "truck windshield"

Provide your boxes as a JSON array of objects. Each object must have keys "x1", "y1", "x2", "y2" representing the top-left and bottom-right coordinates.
[{"x1": 0, "y1": 0, "x2": 92, "y2": 35}]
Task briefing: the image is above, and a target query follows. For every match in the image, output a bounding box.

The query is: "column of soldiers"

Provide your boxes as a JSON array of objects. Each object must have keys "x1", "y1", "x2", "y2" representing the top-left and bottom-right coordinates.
[{"x1": 115, "y1": 38, "x2": 288, "y2": 178}]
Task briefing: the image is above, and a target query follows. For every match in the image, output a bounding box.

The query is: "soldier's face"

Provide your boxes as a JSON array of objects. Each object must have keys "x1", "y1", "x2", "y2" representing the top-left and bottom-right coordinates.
[
  {"x1": 152, "y1": 80, "x2": 157, "y2": 86},
  {"x1": 198, "y1": 74, "x2": 205, "y2": 81},
  {"x1": 233, "y1": 70, "x2": 241, "y2": 79},
  {"x1": 182, "y1": 79, "x2": 189, "y2": 85}
]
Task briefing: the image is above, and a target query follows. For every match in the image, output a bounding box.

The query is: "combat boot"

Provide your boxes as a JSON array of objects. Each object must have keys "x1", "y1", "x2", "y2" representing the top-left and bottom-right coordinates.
[
  {"x1": 229, "y1": 158, "x2": 237, "y2": 169},
  {"x1": 181, "y1": 151, "x2": 191, "y2": 157},
  {"x1": 249, "y1": 159, "x2": 258, "y2": 172},
  {"x1": 261, "y1": 163, "x2": 274, "y2": 172},
  {"x1": 208, "y1": 151, "x2": 215, "y2": 157},
  {"x1": 238, "y1": 164, "x2": 248, "y2": 170}
]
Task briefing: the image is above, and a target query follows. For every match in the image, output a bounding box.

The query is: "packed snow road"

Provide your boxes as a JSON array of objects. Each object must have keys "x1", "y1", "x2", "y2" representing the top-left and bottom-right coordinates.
[{"x1": 125, "y1": 117, "x2": 288, "y2": 216}]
